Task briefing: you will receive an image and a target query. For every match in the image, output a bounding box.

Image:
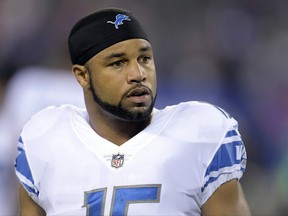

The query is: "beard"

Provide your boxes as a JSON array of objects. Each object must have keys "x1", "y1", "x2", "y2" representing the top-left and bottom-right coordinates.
[{"x1": 89, "y1": 77, "x2": 156, "y2": 122}]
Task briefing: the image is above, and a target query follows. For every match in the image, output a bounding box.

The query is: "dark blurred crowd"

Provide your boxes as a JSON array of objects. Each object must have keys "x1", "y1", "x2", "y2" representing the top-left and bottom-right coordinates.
[{"x1": 0, "y1": 0, "x2": 287, "y2": 215}]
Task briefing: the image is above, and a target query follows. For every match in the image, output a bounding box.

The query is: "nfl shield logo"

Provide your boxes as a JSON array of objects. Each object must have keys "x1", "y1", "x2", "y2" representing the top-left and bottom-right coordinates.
[{"x1": 111, "y1": 153, "x2": 124, "y2": 168}]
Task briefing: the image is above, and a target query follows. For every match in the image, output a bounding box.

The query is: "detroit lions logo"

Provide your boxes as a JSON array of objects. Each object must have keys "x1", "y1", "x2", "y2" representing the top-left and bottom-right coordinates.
[{"x1": 107, "y1": 14, "x2": 131, "y2": 29}]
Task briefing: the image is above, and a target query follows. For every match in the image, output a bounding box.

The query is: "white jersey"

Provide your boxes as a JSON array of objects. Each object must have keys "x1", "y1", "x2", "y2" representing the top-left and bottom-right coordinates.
[
  {"x1": 15, "y1": 101, "x2": 247, "y2": 215},
  {"x1": 1, "y1": 66, "x2": 85, "y2": 214}
]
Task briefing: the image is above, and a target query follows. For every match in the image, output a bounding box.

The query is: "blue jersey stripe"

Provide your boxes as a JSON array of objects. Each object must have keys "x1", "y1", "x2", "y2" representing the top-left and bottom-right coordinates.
[
  {"x1": 225, "y1": 129, "x2": 238, "y2": 138},
  {"x1": 18, "y1": 136, "x2": 23, "y2": 143},
  {"x1": 22, "y1": 182, "x2": 39, "y2": 196},
  {"x1": 15, "y1": 148, "x2": 35, "y2": 185},
  {"x1": 204, "y1": 141, "x2": 244, "y2": 176},
  {"x1": 201, "y1": 167, "x2": 246, "y2": 192},
  {"x1": 202, "y1": 140, "x2": 246, "y2": 192},
  {"x1": 16, "y1": 136, "x2": 38, "y2": 196}
]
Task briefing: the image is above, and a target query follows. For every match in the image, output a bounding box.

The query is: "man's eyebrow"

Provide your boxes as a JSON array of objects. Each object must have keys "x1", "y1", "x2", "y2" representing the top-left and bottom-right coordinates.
[
  {"x1": 103, "y1": 52, "x2": 125, "y2": 61},
  {"x1": 103, "y1": 46, "x2": 152, "y2": 61},
  {"x1": 139, "y1": 46, "x2": 152, "y2": 52}
]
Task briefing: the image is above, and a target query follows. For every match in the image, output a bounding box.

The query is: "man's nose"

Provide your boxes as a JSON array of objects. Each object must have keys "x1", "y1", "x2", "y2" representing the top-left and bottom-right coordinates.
[{"x1": 127, "y1": 61, "x2": 146, "y2": 83}]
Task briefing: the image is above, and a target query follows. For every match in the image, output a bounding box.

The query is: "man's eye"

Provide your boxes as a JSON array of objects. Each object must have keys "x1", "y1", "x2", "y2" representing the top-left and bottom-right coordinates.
[
  {"x1": 110, "y1": 61, "x2": 124, "y2": 67},
  {"x1": 139, "y1": 55, "x2": 151, "y2": 63}
]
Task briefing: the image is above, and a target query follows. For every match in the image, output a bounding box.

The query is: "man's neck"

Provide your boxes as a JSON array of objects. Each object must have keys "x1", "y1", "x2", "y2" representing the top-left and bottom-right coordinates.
[{"x1": 89, "y1": 110, "x2": 151, "y2": 146}]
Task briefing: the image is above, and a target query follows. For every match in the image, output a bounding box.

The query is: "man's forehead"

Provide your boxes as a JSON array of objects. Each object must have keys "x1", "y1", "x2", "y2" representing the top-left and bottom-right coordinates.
[{"x1": 98, "y1": 39, "x2": 152, "y2": 58}]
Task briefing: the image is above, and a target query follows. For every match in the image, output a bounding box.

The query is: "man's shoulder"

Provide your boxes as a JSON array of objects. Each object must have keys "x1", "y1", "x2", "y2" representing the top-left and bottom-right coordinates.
[
  {"x1": 21, "y1": 104, "x2": 86, "y2": 138},
  {"x1": 155, "y1": 101, "x2": 236, "y2": 138},
  {"x1": 28, "y1": 104, "x2": 84, "y2": 120},
  {"x1": 160, "y1": 101, "x2": 232, "y2": 120}
]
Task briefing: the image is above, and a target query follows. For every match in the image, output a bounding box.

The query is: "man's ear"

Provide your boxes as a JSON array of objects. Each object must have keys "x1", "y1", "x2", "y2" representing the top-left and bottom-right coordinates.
[{"x1": 72, "y1": 64, "x2": 90, "y2": 88}]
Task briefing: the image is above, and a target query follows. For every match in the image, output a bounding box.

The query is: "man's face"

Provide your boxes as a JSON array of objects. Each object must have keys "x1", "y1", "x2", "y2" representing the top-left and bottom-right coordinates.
[{"x1": 86, "y1": 39, "x2": 157, "y2": 121}]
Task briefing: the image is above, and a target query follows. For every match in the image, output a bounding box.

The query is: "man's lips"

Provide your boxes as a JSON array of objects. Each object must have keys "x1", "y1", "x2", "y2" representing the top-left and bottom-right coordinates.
[
  {"x1": 126, "y1": 87, "x2": 151, "y2": 103},
  {"x1": 127, "y1": 87, "x2": 150, "y2": 97}
]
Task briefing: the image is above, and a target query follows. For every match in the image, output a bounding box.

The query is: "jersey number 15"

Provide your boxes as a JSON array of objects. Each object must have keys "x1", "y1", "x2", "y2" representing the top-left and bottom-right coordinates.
[{"x1": 83, "y1": 184, "x2": 161, "y2": 216}]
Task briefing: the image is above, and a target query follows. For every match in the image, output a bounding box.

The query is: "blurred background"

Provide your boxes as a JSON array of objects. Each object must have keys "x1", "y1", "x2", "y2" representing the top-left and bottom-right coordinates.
[{"x1": 0, "y1": 0, "x2": 287, "y2": 215}]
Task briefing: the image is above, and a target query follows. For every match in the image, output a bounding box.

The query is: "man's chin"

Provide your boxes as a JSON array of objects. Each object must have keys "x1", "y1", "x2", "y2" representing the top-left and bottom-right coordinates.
[{"x1": 119, "y1": 109, "x2": 152, "y2": 122}]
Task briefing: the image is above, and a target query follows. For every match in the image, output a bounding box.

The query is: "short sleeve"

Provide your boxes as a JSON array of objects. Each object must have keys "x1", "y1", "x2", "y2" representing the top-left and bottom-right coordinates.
[
  {"x1": 15, "y1": 135, "x2": 39, "y2": 202},
  {"x1": 200, "y1": 119, "x2": 247, "y2": 205}
]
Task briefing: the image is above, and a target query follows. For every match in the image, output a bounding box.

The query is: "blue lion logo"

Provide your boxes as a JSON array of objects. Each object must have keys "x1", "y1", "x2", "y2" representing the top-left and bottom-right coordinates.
[{"x1": 107, "y1": 14, "x2": 131, "y2": 29}]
